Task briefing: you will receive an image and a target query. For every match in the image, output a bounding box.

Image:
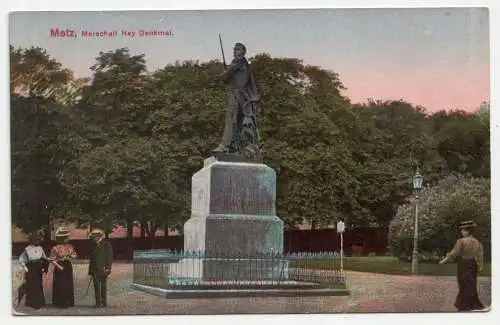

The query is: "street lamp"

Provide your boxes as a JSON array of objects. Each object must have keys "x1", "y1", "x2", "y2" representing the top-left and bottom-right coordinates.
[{"x1": 411, "y1": 168, "x2": 423, "y2": 274}]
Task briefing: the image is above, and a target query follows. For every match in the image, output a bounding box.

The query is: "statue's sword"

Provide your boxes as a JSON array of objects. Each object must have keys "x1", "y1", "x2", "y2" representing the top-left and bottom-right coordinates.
[{"x1": 219, "y1": 34, "x2": 227, "y2": 67}]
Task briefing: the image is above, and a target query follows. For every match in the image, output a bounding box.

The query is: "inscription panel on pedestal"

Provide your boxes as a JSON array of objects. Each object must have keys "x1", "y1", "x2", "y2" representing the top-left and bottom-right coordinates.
[
  {"x1": 204, "y1": 215, "x2": 283, "y2": 255},
  {"x1": 209, "y1": 164, "x2": 276, "y2": 216}
]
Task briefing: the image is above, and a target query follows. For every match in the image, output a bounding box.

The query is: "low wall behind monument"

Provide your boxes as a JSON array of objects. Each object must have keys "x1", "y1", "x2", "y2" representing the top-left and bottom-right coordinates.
[
  {"x1": 284, "y1": 227, "x2": 388, "y2": 254},
  {"x1": 12, "y1": 227, "x2": 388, "y2": 260}
]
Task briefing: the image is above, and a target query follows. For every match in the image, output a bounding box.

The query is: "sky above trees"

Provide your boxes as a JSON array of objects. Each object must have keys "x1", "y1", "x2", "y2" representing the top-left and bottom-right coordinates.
[{"x1": 9, "y1": 8, "x2": 489, "y2": 113}]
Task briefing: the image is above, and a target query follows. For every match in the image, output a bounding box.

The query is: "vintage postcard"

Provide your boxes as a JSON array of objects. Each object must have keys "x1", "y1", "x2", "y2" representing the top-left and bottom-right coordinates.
[{"x1": 9, "y1": 8, "x2": 491, "y2": 316}]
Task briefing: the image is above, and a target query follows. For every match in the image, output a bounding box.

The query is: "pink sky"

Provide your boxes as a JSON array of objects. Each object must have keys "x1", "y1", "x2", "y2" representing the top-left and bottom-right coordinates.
[
  {"x1": 341, "y1": 65, "x2": 489, "y2": 113},
  {"x1": 9, "y1": 9, "x2": 490, "y2": 113}
]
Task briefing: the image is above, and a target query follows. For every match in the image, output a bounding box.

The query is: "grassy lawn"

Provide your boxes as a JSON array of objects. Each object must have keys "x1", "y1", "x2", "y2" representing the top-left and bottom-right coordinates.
[{"x1": 293, "y1": 256, "x2": 491, "y2": 277}]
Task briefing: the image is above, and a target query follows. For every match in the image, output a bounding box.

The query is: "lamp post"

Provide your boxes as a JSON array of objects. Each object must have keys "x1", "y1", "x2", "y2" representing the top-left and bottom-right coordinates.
[
  {"x1": 411, "y1": 168, "x2": 423, "y2": 274},
  {"x1": 337, "y1": 220, "x2": 345, "y2": 275}
]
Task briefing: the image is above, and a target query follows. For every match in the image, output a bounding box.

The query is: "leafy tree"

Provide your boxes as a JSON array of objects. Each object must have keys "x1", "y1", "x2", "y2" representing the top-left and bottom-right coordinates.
[
  {"x1": 430, "y1": 110, "x2": 489, "y2": 178},
  {"x1": 336, "y1": 100, "x2": 444, "y2": 226},
  {"x1": 389, "y1": 174, "x2": 490, "y2": 260},
  {"x1": 476, "y1": 101, "x2": 490, "y2": 126},
  {"x1": 10, "y1": 45, "x2": 88, "y2": 240},
  {"x1": 63, "y1": 48, "x2": 191, "y2": 240},
  {"x1": 241, "y1": 55, "x2": 363, "y2": 227},
  {"x1": 79, "y1": 47, "x2": 157, "y2": 139},
  {"x1": 60, "y1": 137, "x2": 186, "y2": 238},
  {"x1": 10, "y1": 45, "x2": 84, "y2": 105},
  {"x1": 10, "y1": 95, "x2": 79, "y2": 241}
]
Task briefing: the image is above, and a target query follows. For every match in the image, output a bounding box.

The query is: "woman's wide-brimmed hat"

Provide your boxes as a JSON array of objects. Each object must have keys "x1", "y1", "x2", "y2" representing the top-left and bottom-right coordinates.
[
  {"x1": 89, "y1": 228, "x2": 104, "y2": 239},
  {"x1": 459, "y1": 220, "x2": 477, "y2": 230},
  {"x1": 54, "y1": 226, "x2": 70, "y2": 237}
]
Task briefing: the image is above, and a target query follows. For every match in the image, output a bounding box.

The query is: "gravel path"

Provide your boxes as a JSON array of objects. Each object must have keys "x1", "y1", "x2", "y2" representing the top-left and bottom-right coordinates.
[{"x1": 11, "y1": 261, "x2": 491, "y2": 315}]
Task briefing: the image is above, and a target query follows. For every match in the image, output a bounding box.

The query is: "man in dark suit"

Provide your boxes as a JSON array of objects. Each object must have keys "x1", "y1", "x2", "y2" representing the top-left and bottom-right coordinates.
[{"x1": 88, "y1": 228, "x2": 113, "y2": 308}]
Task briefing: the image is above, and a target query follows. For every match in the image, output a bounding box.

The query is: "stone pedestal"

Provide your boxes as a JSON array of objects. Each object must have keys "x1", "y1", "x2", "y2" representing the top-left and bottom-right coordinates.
[{"x1": 174, "y1": 157, "x2": 287, "y2": 281}]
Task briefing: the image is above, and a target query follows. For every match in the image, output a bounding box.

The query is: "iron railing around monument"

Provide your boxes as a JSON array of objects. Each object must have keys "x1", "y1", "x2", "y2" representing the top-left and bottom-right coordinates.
[{"x1": 132, "y1": 250, "x2": 346, "y2": 290}]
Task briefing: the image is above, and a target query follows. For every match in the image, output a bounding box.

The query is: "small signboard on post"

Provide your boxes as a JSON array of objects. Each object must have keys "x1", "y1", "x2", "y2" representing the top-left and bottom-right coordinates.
[
  {"x1": 337, "y1": 221, "x2": 345, "y2": 275},
  {"x1": 336, "y1": 221, "x2": 345, "y2": 233}
]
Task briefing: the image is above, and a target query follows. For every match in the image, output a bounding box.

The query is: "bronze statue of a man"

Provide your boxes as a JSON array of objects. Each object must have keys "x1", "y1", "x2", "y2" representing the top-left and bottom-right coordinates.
[{"x1": 213, "y1": 42, "x2": 262, "y2": 158}]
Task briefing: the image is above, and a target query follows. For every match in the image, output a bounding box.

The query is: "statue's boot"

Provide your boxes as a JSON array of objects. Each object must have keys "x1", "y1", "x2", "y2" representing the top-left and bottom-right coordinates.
[{"x1": 213, "y1": 144, "x2": 228, "y2": 153}]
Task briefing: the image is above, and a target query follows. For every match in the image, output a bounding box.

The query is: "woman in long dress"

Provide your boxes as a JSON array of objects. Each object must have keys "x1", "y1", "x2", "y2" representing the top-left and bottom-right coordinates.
[
  {"x1": 18, "y1": 233, "x2": 50, "y2": 310},
  {"x1": 439, "y1": 220, "x2": 485, "y2": 311},
  {"x1": 50, "y1": 227, "x2": 77, "y2": 308}
]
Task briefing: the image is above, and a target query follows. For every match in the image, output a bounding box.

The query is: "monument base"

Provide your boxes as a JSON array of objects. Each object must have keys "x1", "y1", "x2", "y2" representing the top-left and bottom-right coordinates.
[
  {"x1": 131, "y1": 282, "x2": 350, "y2": 299},
  {"x1": 183, "y1": 214, "x2": 284, "y2": 256}
]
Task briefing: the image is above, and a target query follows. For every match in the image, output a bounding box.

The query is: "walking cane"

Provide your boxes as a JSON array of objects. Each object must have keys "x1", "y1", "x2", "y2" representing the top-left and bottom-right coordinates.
[{"x1": 85, "y1": 277, "x2": 93, "y2": 297}]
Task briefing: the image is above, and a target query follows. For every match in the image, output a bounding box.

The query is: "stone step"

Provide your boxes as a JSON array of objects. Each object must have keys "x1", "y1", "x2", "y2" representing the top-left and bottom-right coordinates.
[{"x1": 131, "y1": 283, "x2": 350, "y2": 299}]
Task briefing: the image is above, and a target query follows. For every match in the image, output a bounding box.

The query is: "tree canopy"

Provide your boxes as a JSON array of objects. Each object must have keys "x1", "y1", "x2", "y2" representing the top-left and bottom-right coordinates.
[{"x1": 10, "y1": 45, "x2": 490, "y2": 240}]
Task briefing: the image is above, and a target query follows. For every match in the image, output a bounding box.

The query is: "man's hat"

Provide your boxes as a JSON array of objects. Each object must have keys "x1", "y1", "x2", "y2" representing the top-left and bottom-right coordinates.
[
  {"x1": 459, "y1": 220, "x2": 477, "y2": 229},
  {"x1": 55, "y1": 226, "x2": 70, "y2": 237},
  {"x1": 28, "y1": 231, "x2": 43, "y2": 242},
  {"x1": 89, "y1": 228, "x2": 104, "y2": 239}
]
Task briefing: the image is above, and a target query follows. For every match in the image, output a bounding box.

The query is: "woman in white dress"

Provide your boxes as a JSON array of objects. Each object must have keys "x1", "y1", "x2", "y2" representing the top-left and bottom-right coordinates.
[{"x1": 18, "y1": 233, "x2": 50, "y2": 309}]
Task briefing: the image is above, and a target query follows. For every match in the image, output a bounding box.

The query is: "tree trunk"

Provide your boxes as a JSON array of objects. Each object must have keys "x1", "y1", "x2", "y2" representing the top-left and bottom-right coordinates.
[
  {"x1": 149, "y1": 226, "x2": 157, "y2": 240},
  {"x1": 43, "y1": 223, "x2": 51, "y2": 245},
  {"x1": 126, "y1": 217, "x2": 134, "y2": 260},
  {"x1": 127, "y1": 218, "x2": 134, "y2": 238},
  {"x1": 43, "y1": 205, "x2": 51, "y2": 245},
  {"x1": 310, "y1": 219, "x2": 317, "y2": 230},
  {"x1": 149, "y1": 222, "x2": 157, "y2": 249},
  {"x1": 140, "y1": 221, "x2": 147, "y2": 239}
]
